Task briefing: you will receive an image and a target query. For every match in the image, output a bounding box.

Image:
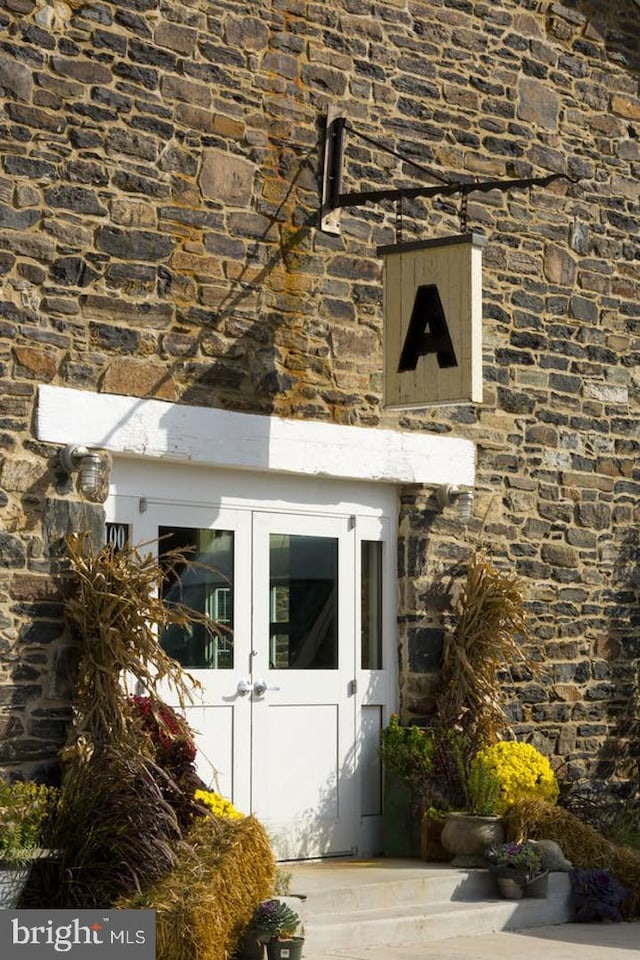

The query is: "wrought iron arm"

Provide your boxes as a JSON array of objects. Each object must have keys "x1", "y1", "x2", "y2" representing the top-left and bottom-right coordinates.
[
  {"x1": 320, "y1": 114, "x2": 579, "y2": 236},
  {"x1": 337, "y1": 172, "x2": 578, "y2": 209}
]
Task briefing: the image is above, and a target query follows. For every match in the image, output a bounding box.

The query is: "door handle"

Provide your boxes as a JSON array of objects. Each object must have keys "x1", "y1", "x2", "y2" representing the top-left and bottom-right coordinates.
[
  {"x1": 237, "y1": 678, "x2": 253, "y2": 696},
  {"x1": 252, "y1": 678, "x2": 280, "y2": 697}
]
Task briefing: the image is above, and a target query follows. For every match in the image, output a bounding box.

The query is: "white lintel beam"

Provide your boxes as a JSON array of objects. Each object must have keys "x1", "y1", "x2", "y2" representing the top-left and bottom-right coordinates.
[{"x1": 37, "y1": 385, "x2": 475, "y2": 488}]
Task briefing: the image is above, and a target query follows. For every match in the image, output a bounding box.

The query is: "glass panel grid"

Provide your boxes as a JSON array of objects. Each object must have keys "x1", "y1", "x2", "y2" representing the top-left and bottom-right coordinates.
[
  {"x1": 269, "y1": 533, "x2": 338, "y2": 670},
  {"x1": 159, "y1": 525, "x2": 234, "y2": 669},
  {"x1": 361, "y1": 540, "x2": 383, "y2": 670}
]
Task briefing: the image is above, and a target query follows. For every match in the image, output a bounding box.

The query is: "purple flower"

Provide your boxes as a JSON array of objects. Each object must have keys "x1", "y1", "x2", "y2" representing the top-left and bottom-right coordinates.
[{"x1": 570, "y1": 868, "x2": 629, "y2": 922}]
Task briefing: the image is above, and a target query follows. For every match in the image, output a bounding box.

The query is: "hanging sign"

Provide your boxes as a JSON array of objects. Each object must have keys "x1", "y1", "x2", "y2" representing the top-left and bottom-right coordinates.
[{"x1": 379, "y1": 233, "x2": 486, "y2": 409}]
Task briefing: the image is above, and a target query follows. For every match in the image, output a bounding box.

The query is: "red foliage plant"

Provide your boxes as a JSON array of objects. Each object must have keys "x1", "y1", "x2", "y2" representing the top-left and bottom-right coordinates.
[
  {"x1": 132, "y1": 695, "x2": 196, "y2": 768},
  {"x1": 131, "y1": 695, "x2": 202, "y2": 828}
]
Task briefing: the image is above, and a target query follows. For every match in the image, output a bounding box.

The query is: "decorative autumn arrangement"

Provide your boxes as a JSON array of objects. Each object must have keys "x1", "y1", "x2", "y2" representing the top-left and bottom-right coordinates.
[
  {"x1": 506, "y1": 799, "x2": 640, "y2": 919},
  {"x1": 434, "y1": 554, "x2": 545, "y2": 864},
  {"x1": 437, "y1": 553, "x2": 532, "y2": 749},
  {"x1": 381, "y1": 554, "x2": 551, "y2": 864},
  {"x1": 25, "y1": 534, "x2": 275, "y2": 960}
]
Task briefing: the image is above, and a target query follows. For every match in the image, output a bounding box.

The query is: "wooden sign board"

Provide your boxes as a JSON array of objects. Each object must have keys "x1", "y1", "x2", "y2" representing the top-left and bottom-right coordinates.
[{"x1": 380, "y1": 233, "x2": 486, "y2": 409}]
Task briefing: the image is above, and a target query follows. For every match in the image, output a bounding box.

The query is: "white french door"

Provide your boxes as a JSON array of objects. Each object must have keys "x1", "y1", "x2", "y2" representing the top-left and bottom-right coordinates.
[
  {"x1": 250, "y1": 510, "x2": 356, "y2": 859},
  {"x1": 106, "y1": 466, "x2": 396, "y2": 860}
]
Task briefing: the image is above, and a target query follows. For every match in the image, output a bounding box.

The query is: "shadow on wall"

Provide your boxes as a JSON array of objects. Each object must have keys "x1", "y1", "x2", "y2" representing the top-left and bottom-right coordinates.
[
  {"x1": 595, "y1": 526, "x2": 640, "y2": 804},
  {"x1": 178, "y1": 207, "x2": 319, "y2": 417},
  {"x1": 268, "y1": 737, "x2": 363, "y2": 861},
  {"x1": 153, "y1": 145, "x2": 322, "y2": 421},
  {"x1": 577, "y1": 0, "x2": 640, "y2": 75}
]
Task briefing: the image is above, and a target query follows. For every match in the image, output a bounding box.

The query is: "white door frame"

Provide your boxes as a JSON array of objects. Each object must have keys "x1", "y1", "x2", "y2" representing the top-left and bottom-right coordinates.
[
  {"x1": 106, "y1": 459, "x2": 399, "y2": 858},
  {"x1": 37, "y1": 384, "x2": 476, "y2": 858}
]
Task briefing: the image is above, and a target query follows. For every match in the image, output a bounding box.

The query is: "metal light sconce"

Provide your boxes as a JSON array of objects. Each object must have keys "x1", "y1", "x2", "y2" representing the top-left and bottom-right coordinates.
[
  {"x1": 436, "y1": 484, "x2": 474, "y2": 521},
  {"x1": 59, "y1": 443, "x2": 105, "y2": 502}
]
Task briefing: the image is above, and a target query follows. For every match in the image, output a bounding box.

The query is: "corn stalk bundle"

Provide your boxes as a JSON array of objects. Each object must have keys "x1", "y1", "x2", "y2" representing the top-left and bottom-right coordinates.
[
  {"x1": 438, "y1": 553, "x2": 532, "y2": 747},
  {"x1": 63, "y1": 533, "x2": 202, "y2": 753},
  {"x1": 43, "y1": 534, "x2": 220, "y2": 909}
]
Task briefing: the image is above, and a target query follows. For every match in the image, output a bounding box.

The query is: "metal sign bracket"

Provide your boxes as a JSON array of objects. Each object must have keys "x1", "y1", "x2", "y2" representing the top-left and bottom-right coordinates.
[{"x1": 320, "y1": 114, "x2": 579, "y2": 237}]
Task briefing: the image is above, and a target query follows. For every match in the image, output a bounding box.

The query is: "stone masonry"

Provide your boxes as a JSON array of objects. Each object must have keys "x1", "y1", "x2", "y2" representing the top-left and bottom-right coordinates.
[{"x1": 0, "y1": 0, "x2": 638, "y2": 798}]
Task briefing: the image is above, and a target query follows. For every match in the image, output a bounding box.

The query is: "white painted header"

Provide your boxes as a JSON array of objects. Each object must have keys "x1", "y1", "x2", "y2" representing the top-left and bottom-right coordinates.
[{"x1": 37, "y1": 385, "x2": 475, "y2": 487}]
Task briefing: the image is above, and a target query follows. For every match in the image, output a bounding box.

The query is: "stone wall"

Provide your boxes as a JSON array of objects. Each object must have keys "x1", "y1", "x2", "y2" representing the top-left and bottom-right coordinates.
[{"x1": 0, "y1": 0, "x2": 638, "y2": 795}]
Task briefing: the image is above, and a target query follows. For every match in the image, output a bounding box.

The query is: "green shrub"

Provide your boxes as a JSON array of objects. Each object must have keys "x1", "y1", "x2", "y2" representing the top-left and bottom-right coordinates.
[
  {"x1": 379, "y1": 714, "x2": 435, "y2": 801},
  {"x1": 0, "y1": 779, "x2": 59, "y2": 864}
]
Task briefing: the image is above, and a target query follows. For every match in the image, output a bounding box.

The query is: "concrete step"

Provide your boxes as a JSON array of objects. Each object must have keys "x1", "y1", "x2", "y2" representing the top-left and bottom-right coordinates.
[
  {"x1": 285, "y1": 859, "x2": 572, "y2": 955},
  {"x1": 289, "y1": 863, "x2": 494, "y2": 915}
]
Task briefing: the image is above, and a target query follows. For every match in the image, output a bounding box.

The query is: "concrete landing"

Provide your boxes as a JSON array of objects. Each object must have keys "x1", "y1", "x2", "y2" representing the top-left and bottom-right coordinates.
[{"x1": 283, "y1": 858, "x2": 637, "y2": 959}]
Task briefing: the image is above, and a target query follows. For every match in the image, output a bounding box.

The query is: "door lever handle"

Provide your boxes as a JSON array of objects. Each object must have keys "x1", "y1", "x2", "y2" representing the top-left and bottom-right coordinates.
[{"x1": 252, "y1": 678, "x2": 280, "y2": 697}]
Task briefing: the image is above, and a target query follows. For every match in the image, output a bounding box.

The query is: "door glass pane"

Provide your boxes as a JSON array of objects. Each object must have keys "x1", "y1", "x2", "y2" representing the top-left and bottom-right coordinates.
[
  {"x1": 361, "y1": 540, "x2": 383, "y2": 670},
  {"x1": 269, "y1": 533, "x2": 338, "y2": 669},
  {"x1": 159, "y1": 525, "x2": 234, "y2": 669}
]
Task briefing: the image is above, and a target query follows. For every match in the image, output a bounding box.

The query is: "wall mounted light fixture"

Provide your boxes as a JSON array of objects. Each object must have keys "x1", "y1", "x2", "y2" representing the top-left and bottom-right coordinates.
[
  {"x1": 436, "y1": 483, "x2": 474, "y2": 521},
  {"x1": 59, "y1": 443, "x2": 105, "y2": 502}
]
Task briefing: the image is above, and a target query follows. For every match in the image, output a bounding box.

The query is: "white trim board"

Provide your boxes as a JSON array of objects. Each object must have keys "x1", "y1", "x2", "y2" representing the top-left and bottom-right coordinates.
[{"x1": 37, "y1": 385, "x2": 475, "y2": 487}]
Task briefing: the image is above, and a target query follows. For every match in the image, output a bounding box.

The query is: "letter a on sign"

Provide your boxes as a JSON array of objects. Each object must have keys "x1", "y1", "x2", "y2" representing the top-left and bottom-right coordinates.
[
  {"x1": 397, "y1": 284, "x2": 457, "y2": 372},
  {"x1": 380, "y1": 234, "x2": 485, "y2": 408}
]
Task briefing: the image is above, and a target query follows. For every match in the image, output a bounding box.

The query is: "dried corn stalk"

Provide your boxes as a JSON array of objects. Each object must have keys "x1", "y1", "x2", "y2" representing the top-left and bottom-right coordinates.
[
  {"x1": 63, "y1": 533, "x2": 205, "y2": 754},
  {"x1": 438, "y1": 553, "x2": 532, "y2": 747}
]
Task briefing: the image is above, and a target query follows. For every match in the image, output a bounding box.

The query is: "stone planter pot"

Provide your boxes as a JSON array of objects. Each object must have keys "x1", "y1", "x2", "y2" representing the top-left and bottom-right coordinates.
[
  {"x1": 525, "y1": 871, "x2": 549, "y2": 898},
  {"x1": 493, "y1": 869, "x2": 549, "y2": 900},
  {"x1": 0, "y1": 862, "x2": 31, "y2": 909},
  {"x1": 440, "y1": 812, "x2": 505, "y2": 867},
  {"x1": 0, "y1": 850, "x2": 62, "y2": 909},
  {"x1": 496, "y1": 875, "x2": 524, "y2": 899}
]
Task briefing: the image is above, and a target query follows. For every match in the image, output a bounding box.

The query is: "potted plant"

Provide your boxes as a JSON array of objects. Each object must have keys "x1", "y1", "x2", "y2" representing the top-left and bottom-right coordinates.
[
  {"x1": 485, "y1": 841, "x2": 547, "y2": 899},
  {"x1": 246, "y1": 899, "x2": 304, "y2": 960},
  {"x1": 440, "y1": 747, "x2": 505, "y2": 866},
  {"x1": 0, "y1": 778, "x2": 59, "y2": 908},
  {"x1": 379, "y1": 714, "x2": 439, "y2": 858}
]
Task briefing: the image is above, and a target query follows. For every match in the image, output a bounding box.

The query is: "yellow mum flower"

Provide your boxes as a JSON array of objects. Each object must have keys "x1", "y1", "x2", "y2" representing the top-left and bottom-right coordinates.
[
  {"x1": 472, "y1": 741, "x2": 559, "y2": 815},
  {"x1": 194, "y1": 788, "x2": 244, "y2": 820}
]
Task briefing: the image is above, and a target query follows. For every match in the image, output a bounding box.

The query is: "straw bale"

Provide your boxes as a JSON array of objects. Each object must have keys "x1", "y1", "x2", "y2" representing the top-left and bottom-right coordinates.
[
  {"x1": 118, "y1": 814, "x2": 275, "y2": 960},
  {"x1": 505, "y1": 799, "x2": 640, "y2": 918}
]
